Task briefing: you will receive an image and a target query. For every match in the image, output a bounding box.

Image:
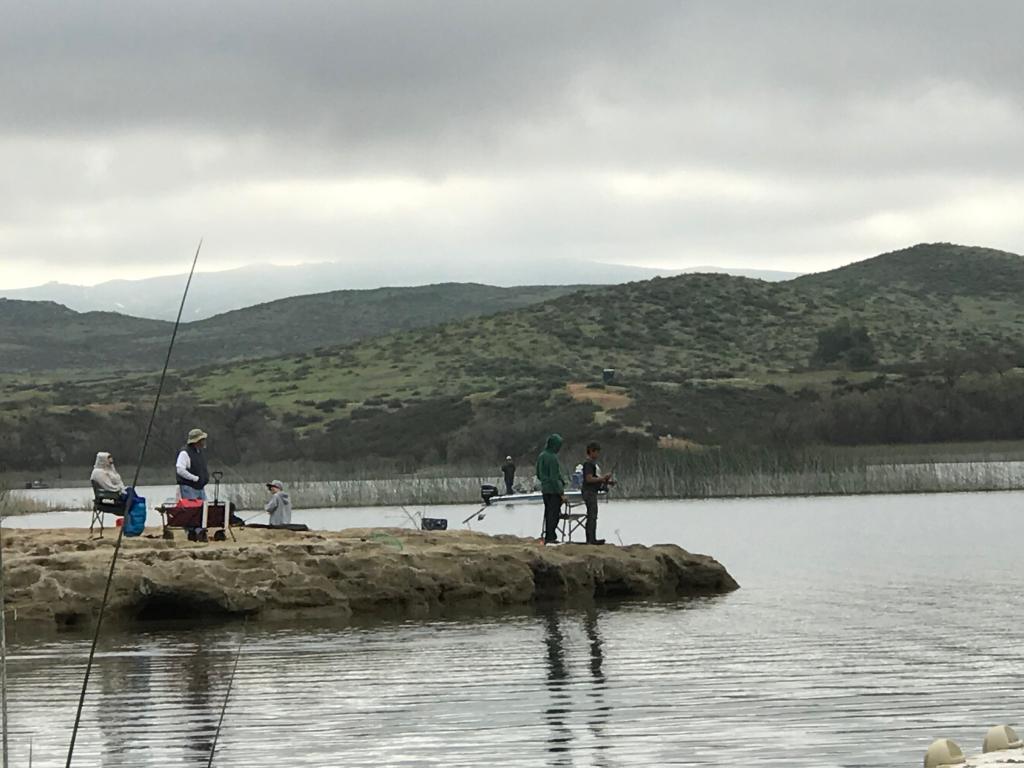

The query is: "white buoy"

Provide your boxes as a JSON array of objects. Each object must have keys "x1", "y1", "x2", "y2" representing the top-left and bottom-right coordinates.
[
  {"x1": 924, "y1": 738, "x2": 966, "y2": 767},
  {"x1": 983, "y1": 725, "x2": 1023, "y2": 753}
]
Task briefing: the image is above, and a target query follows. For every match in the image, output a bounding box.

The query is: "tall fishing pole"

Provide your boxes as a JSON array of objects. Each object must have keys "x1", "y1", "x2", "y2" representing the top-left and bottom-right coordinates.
[
  {"x1": 1, "y1": 504, "x2": 8, "y2": 768},
  {"x1": 65, "y1": 239, "x2": 203, "y2": 767},
  {"x1": 206, "y1": 622, "x2": 246, "y2": 767}
]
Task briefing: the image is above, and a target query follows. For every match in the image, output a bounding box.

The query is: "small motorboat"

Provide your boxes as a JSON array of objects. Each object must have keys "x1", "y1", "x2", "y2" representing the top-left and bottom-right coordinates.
[
  {"x1": 479, "y1": 483, "x2": 607, "y2": 507},
  {"x1": 23, "y1": 479, "x2": 49, "y2": 489},
  {"x1": 467, "y1": 483, "x2": 608, "y2": 539},
  {"x1": 480, "y1": 485, "x2": 585, "y2": 506}
]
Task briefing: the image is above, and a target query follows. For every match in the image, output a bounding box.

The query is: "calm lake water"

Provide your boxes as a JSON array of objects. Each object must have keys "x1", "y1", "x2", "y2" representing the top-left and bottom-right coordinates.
[{"x1": 4, "y1": 492, "x2": 1024, "y2": 766}]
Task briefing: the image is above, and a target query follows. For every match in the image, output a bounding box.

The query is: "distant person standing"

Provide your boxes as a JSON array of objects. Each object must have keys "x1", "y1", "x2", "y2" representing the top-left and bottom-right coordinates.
[
  {"x1": 501, "y1": 455, "x2": 516, "y2": 495},
  {"x1": 175, "y1": 428, "x2": 210, "y2": 500},
  {"x1": 581, "y1": 441, "x2": 615, "y2": 545},
  {"x1": 536, "y1": 434, "x2": 566, "y2": 544},
  {"x1": 265, "y1": 480, "x2": 293, "y2": 526}
]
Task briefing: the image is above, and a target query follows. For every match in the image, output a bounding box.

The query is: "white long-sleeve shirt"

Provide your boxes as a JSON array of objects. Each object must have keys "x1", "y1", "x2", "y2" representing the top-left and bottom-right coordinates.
[{"x1": 176, "y1": 450, "x2": 199, "y2": 483}]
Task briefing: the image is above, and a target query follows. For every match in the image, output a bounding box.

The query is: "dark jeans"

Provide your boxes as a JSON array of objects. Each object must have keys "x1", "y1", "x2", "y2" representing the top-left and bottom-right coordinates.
[
  {"x1": 542, "y1": 493, "x2": 562, "y2": 542},
  {"x1": 504, "y1": 478, "x2": 514, "y2": 495},
  {"x1": 583, "y1": 491, "x2": 599, "y2": 543}
]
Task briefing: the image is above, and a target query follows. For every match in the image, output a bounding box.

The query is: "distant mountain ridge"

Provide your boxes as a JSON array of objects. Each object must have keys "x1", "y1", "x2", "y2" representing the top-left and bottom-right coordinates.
[
  {"x1": 2, "y1": 242, "x2": 1015, "y2": 375},
  {"x1": 0, "y1": 282, "x2": 582, "y2": 373},
  {"x1": 678, "y1": 266, "x2": 801, "y2": 281},
  {"x1": 0, "y1": 258, "x2": 800, "y2": 320}
]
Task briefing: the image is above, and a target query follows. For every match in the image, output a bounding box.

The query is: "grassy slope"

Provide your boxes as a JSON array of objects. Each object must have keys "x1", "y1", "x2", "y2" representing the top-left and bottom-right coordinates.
[
  {"x1": 196, "y1": 243, "x2": 1024, "y2": 412},
  {"x1": 0, "y1": 283, "x2": 581, "y2": 373}
]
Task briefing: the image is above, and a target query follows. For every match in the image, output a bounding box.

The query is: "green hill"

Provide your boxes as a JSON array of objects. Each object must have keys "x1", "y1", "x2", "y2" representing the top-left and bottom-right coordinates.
[
  {"x1": 0, "y1": 300, "x2": 171, "y2": 372},
  {"x1": 5, "y1": 243, "x2": 1024, "y2": 472},
  {"x1": 0, "y1": 283, "x2": 581, "y2": 373},
  {"x1": 198, "y1": 243, "x2": 1024, "y2": 404},
  {"x1": 794, "y1": 242, "x2": 1024, "y2": 297}
]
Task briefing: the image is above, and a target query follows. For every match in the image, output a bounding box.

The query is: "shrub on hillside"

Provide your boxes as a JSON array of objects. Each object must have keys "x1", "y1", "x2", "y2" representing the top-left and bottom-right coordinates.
[{"x1": 811, "y1": 319, "x2": 877, "y2": 370}]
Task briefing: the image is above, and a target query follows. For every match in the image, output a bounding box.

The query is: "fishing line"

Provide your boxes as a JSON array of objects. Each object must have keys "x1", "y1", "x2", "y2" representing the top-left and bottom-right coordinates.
[
  {"x1": 65, "y1": 239, "x2": 203, "y2": 768},
  {"x1": 207, "y1": 620, "x2": 246, "y2": 768}
]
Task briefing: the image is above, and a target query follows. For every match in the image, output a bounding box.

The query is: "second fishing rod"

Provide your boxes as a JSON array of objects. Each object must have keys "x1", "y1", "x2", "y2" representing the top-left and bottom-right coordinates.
[{"x1": 65, "y1": 239, "x2": 203, "y2": 768}]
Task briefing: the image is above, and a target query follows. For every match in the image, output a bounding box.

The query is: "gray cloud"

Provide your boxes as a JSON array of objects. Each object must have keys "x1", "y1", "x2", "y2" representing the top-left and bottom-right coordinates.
[{"x1": 1, "y1": 0, "x2": 1023, "y2": 288}]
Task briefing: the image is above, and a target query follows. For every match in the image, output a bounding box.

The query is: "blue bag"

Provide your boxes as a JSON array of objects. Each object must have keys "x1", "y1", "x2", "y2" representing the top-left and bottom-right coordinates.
[{"x1": 123, "y1": 487, "x2": 147, "y2": 537}]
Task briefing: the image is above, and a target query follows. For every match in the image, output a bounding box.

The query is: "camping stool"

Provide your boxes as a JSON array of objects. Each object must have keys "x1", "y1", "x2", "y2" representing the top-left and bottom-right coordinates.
[
  {"x1": 90, "y1": 482, "x2": 125, "y2": 537},
  {"x1": 557, "y1": 500, "x2": 587, "y2": 543}
]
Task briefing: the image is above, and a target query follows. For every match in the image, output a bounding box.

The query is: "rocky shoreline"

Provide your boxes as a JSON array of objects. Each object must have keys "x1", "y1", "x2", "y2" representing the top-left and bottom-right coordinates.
[{"x1": 0, "y1": 527, "x2": 738, "y2": 628}]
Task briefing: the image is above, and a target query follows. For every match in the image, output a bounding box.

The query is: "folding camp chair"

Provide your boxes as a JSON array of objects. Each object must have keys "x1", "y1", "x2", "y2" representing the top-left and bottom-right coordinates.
[
  {"x1": 557, "y1": 502, "x2": 587, "y2": 543},
  {"x1": 539, "y1": 499, "x2": 587, "y2": 543},
  {"x1": 90, "y1": 482, "x2": 125, "y2": 537}
]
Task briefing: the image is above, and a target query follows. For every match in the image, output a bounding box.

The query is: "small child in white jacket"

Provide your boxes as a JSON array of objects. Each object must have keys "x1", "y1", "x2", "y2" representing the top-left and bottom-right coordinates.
[{"x1": 264, "y1": 480, "x2": 292, "y2": 525}]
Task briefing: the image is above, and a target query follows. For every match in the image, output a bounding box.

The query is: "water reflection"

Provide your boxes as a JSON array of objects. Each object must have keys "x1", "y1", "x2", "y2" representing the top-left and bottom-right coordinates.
[
  {"x1": 582, "y1": 609, "x2": 612, "y2": 766},
  {"x1": 540, "y1": 608, "x2": 612, "y2": 766},
  {"x1": 541, "y1": 610, "x2": 573, "y2": 764},
  {"x1": 98, "y1": 650, "x2": 156, "y2": 763},
  {"x1": 181, "y1": 644, "x2": 219, "y2": 764}
]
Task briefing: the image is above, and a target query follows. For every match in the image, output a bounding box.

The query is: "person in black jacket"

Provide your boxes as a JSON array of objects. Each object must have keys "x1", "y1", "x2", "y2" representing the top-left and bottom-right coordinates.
[
  {"x1": 581, "y1": 441, "x2": 614, "y2": 545},
  {"x1": 501, "y1": 456, "x2": 516, "y2": 495},
  {"x1": 175, "y1": 428, "x2": 210, "y2": 500}
]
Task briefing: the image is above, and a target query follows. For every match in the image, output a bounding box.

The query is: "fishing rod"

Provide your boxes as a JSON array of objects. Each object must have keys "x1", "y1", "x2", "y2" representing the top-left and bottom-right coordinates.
[
  {"x1": 399, "y1": 505, "x2": 421, "y2": 529},
  {"x1": 461, "y1": 506, "x2": 487, "y2": 526},
  {"x1": 65, "y1": 239, "x2": 203, "y2": 768},
  {"x1": 1, "y1": 504, "x2": 8, "y2": 768},
  {"x1": 206, "y1": 621, "x2": 246, "y2": 767}
]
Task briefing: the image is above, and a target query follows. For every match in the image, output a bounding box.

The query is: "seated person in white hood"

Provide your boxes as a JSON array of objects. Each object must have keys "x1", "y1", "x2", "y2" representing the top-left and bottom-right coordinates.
[
  {"x1": 264, "y1": 480, "x2": 292, "y2": 525},
  {"x1": 90, "y1": 452, "x2": 126, "y2": 497}
]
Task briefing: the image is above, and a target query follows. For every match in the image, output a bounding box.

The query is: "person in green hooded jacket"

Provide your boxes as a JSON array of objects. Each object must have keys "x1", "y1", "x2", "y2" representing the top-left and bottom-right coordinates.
[{"x1": 536, "y1": 433, "x2": 566, "y2": 543}]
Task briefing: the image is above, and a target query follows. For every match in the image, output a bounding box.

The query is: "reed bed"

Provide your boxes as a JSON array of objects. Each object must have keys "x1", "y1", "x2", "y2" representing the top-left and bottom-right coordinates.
[
  {"x1": 0, "y1": 492, "x2": 56, "y2": 517},
  {"x1": 612, "y1": 451, "x2": 1024, "y2": 499},
  {"x1": 219, "y1": 455, "x2": 1024, "y2": 510},
  {"x1": 11, "y1": 451, "x2": 1024, "y2": 513},
  {"x1": 222, "y1": 476, "x2": 495, "y2": 510}
]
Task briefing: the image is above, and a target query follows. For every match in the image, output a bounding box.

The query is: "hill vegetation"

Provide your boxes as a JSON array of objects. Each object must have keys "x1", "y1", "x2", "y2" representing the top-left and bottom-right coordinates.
[
  {"x1": 0, "y1": 283, "x2": 580, "y2": 373},
  {"x1": 4, "y1": 242, "x2": 1024, "y2": 476}
]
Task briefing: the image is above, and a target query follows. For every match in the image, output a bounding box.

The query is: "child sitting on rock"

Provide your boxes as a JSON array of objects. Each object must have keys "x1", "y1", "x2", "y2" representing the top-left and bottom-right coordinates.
[{"x1": 264, "y1": 480, "x2": 293, "y2": 526}]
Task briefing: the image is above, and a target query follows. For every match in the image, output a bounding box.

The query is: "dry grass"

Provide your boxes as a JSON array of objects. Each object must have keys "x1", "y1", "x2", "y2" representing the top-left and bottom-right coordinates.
[
  {"x1": 566, "y1": 383, "x2": 632, "y2": 410},
  {"x1": 657, "y1": 436, "x2": 704, "y2": 451},
  {"x1": 0, "y1": 492, "x2": 55, "y2": 517}
]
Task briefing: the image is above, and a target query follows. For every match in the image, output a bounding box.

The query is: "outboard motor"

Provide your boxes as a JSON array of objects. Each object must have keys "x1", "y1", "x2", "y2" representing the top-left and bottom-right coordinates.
[{"x1": 480, "y1": 484, "x2": 500, "y2": 505}]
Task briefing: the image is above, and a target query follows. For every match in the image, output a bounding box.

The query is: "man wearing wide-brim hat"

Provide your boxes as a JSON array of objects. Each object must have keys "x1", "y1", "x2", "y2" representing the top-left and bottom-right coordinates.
[{"x1": 176, "y1": 428, "x2": 210, "y2": 500}]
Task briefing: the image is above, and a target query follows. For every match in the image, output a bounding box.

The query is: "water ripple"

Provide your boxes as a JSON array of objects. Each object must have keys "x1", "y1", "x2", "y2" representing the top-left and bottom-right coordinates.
[{"x1": 6, "y1": 493, "x2": 1024, "y2": 766}]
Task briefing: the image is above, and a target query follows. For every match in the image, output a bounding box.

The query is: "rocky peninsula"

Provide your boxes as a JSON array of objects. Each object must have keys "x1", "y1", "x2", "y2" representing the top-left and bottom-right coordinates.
[{"x1": 0, "y1": 527, "x2": 738, "y2": 628}]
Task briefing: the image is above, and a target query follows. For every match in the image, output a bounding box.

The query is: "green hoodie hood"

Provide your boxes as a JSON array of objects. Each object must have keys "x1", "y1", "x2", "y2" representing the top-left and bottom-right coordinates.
[{"x1": 536, "y1": 434, "x2": 565, "y2": 494}]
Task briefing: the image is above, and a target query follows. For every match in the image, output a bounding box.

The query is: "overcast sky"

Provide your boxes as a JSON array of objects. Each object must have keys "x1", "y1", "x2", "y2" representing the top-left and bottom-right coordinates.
[{"x1": 2, "y1": 0, "x2": 1023, "y2": 288}]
